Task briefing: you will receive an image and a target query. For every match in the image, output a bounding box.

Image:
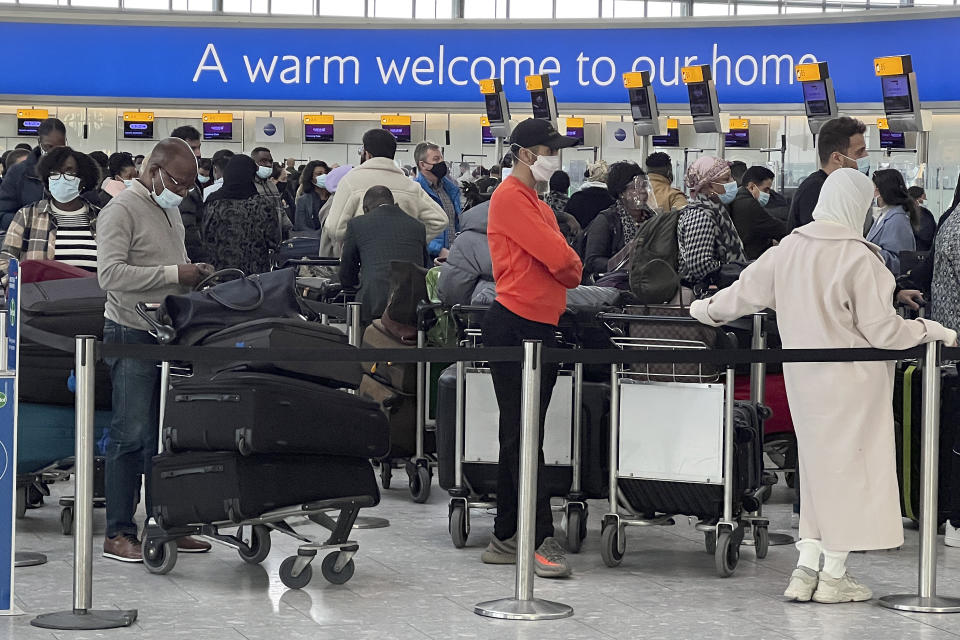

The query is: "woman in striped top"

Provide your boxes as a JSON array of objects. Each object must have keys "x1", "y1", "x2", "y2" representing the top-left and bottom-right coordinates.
[{"x1": 0, "y1": 146, "x2": 101, "y2": 277}]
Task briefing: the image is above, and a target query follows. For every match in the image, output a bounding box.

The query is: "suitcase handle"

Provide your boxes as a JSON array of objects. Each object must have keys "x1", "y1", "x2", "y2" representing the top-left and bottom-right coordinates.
[
  {"x1": 160, "y1": 464, "x2": 224, "y2": 479},
  {"x1": 174, "y1": 393, "x2": 241, "y2": 403}
]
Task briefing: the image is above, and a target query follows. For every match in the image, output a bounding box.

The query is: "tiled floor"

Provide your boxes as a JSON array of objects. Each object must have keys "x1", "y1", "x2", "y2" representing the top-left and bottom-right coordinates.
[{"x1": 6, "y1": 477, "x2": 960, "y2": 640}]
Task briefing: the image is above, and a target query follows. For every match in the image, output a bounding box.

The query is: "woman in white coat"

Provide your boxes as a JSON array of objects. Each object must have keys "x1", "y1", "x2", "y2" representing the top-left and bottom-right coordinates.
[{"x1": 690, "y1": 168, "x2": 958, "y2": 604}]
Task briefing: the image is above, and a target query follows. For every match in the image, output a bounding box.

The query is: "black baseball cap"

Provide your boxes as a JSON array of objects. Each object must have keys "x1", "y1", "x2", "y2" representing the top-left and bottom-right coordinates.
[{"x1": 508, "y1": 118, "x2": 578, "y2": 150}]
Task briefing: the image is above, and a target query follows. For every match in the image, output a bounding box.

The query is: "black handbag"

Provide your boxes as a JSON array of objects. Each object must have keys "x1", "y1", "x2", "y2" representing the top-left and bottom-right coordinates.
[{"x1": 158, "y1": 268, "x2": 303, "y2": 345}]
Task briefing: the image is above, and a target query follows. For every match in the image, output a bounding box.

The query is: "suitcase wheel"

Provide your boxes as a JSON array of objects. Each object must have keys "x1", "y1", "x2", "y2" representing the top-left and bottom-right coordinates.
[
  {"x1": 237, "y1": 525, "x2": 272, "y2": 565},
  {"x1": 279, "y1": 555, "x2": 313, "y2": 589},
  {"x1": 321, "y1": 552, "x2": 355, "y2": 585},
  {"x1": 143, "y1": 539, "x2": 178, "y2": 575}
]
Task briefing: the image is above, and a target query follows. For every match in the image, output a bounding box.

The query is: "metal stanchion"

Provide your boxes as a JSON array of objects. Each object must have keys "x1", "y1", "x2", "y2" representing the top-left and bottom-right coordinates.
[
  {"x1": 32, "y1": 337, "x2": 137, "y2": 630},
  {"x1": 880, "y1": 341, "x2": 960, "y2": 613},
  {"x1": 341, "y1": 302, "x2": 389, "y2": 530},
  {"x1": 475, "y1": 340, "x2": 573, "y2": 621}
]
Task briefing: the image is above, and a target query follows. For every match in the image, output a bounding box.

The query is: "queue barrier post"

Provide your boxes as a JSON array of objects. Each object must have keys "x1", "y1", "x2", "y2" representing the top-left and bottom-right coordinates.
[
  {"x1": 32, "y1": 336, "x2": 138, "y2": 630},
  {"x1": 880, "y1": 340, "x2": 960, "y2": 613},
  {"x1": 475, "y1": 340, "x2": 573, "y2": 621}
]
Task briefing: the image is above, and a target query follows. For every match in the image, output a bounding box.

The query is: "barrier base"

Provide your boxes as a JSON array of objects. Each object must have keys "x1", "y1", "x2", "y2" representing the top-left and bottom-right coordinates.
[
  {"x1": 474, "y1": 598, "x2": 573, "y2": 621},
  {"x1": 14, "y1": 552, "x2": 47, "y2": 567},
  {"x1": 744, "y1": 532, "x2": 795, "y2": 547},
  {"x1": 31, "y1": 609, "x2": 138, "y2": 630},
  {"x1": 351, "y1": 516, "x2": 390, "y2": 530},
  {"x1": 879, "y1": 595, "x2": 960, "y2": 613}
]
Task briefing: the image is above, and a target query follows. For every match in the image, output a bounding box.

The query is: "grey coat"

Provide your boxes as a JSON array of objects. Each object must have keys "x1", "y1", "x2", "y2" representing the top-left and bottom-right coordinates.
[{"x1": 437, "y1": 202, "x2": 492, "y2": 307}]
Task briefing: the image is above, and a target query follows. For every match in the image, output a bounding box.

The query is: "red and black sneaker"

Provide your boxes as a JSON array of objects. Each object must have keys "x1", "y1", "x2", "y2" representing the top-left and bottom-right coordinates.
[{"x1": 534, "y1": 537, "x2": 572, "y2": 578}]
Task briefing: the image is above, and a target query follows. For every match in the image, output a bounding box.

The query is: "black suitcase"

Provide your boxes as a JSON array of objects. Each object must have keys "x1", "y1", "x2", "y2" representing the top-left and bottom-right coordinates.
[
  {"x1": 196, "y1": 318, "x2": 363, "y2": 389},
  {"x1": 618, "y1": 401, "x2": 762, "y2": 519},
  {"x1": 151, "y1": 451, "x2": 379, "y2": 528},
  {"x1": 275, "y1": 236, "x2": 321, "y2": 268},
  {"x1": 356, "y1": 373, "x2": 426, "y2": 459},
  {"x1": 21, "y1": 277, "x2": 106, "y2": 339},
  {"x1": 163, "y1": 371, "x2": 390, "y2": 459}
]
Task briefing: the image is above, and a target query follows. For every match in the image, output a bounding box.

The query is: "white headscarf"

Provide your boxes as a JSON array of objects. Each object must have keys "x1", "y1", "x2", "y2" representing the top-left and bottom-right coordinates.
[{"x1": 811, "y1": 168, "x2": 875, "y2": 235}]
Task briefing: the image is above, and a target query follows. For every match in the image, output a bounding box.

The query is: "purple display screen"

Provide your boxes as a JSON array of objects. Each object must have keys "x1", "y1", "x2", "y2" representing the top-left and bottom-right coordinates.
[
  {"x1": 123, "y1": 121, "x2": 154, "y2": 139},
  {"x1": 203, "y1": 121, "x2": 233, "y2": 141},
  {"x1": 880, "y1": 129, "x2": 906, "y2": 149},
  {"x1": 305, "y1": 124, "x2": 334, "y2": 142},
  {"x1": 17, "y1": 118, "x2": 41, "y2": 136},
  {"x1": 652, "y1": 128, "x2": 680, "y2": 147},
  {"x1": 724, "y1": 129, "x2": 750, "y2": 148},
  {"x1": 802, "y1": 80, "x2": 831, "y2": 117},
  {"x1": 383, "y1": 124, "x2": 411, "y2": 142},
  {"x1": 482, "y1": 125, "x2": 495, "y2": 144}
]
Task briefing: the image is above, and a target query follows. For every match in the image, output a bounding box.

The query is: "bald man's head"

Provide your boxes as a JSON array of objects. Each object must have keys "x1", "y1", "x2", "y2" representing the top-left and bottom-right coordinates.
[
  {"x1": 139, "y1": 137, "x2": 199, "y2": 199},
  {"x1": 362, "y1": 185, "x2": 394, "y2": 213}
]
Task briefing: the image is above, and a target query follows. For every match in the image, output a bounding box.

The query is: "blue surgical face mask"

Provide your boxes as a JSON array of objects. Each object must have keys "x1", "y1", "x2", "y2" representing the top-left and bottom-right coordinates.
[
  {"x1": 151, "y1": 168, "x2": 184, "y2": 209},
  {"x1": 257, "y1": 165, "x2": 273, "y2": 180},
  {"x1": 718, "y1": 181, "x2": 739, "y2": 205},
  {"x1": 122, "y1": 179, "x2": 136, "y2": 189},
  {"x1": 756, "y1": 190, "x2": 771, "y2": 207},
  {"x1": 48, "y1": 174, "x2": 81, "y2": 203},
  {"x1": 841, "y1": 153, "x2": 870, "y2": 175},
  {"x1": 197, "y1": 174, "x2": 211, "y2": 184}
]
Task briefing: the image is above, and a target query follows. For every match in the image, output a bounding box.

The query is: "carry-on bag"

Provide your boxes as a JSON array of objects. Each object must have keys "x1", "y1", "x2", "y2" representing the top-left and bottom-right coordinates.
[
  {"x1": 163, "y1": 371, "x2": 389, "y2": 458},
  {"x1": 624, "y1": 304, "x2": 730, "y2": 383},
  {"x1": 17, "y1": 403, "x2": 110, "y2": 474},
  {"x1": 357, "y1": 373, "x2": 421, "y2": 459},
  {"x1": 274, "y1": 236, "x2": 321, "y2": 269},
  {"x1": 194, "y1": 317, "x2": 363, "y2": 389},
  {"x1": 151, "y1": 451, "x2": 379, "y2": 528},
  {"x1": 19, "y1": 259, "x2": 95, "y2": 283},
  {"x1": 361, "y1": 320, "x2": 418, "y2": 393}
]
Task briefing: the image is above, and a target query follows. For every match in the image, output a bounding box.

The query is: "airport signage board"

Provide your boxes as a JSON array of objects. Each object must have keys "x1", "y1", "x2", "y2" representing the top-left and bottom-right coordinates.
[{"x1": 0, "y1": 16, "x2": 958, "y2": 105}]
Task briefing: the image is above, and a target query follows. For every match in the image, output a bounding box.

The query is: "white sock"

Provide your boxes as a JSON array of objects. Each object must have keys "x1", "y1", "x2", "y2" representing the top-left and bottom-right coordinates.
[
  {"x1": 822, "y1": 549, "x2": 849, "y2": 579},
  {"x1": 796, "y1": 538, "x2": 822, "y2": 572}
]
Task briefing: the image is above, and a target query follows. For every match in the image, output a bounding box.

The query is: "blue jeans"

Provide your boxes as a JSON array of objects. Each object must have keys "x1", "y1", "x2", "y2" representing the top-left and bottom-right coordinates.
[{"x1": 103, "y1": 319, "x2": 160, "y2": 538}]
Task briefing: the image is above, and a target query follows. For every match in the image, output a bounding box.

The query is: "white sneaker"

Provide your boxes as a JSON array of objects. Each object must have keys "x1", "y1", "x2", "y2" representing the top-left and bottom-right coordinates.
[
  {"x1": 945, "y1": 521, "x2": 960, "y2": 548},
  {"x1": 784, "y1": 567, "x2": 819, "y2": 602},
  {"x1": 812, "y1": 572, "x2": 873, "y2": 604}
]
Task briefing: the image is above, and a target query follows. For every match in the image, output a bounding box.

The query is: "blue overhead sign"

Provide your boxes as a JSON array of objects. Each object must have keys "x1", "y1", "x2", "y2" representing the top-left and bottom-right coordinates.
[{"x1": 0, "y1": 16, "x2": 958, "y2": 105}]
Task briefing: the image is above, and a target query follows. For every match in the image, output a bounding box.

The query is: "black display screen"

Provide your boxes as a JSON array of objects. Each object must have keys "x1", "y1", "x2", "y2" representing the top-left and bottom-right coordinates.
[
  {"x1": 305, "y1": 124, "x2": 334, "y2": 142},
  {"x1": 629, "y1": 87, "x2": 652, "y2": 121},
  {"x1": 123, "y1": 121, "x2": 154, "y2": 139},
  {"x1": 880, "y1": 129, "x2": 906, "y2": 149},
  {"x1": 652, "y1": 128, "x2": 680, "y2": 148},
  {"x1": 383, "y1": 124, "x2": 411, "y2": 142},
  {"x1": 802, "y1": 80, "x2": 831, "y2": 117},
  {"x1": 882, "y1": 75, "x2": 913, "y2": 114},
  {"x1": 482, "y1": 125, "x2": 495, "y2": 144},
  {"x1": 531, "y1": 90, "x2": 551, "y2": 119},
  {"x1": 724, "y1": 129, "x2": 750, "y2": 148},
  {"x1": 485, "y1": 94, "x2": 504, "y2": 123},
  {"x1": 203, "y1": 121, "x2": 233, "y2": 141},
  {"x1": 17, "y1": 118, "x2": 42, "y2": 136},
  {"x1": 688, "y1": 83, "x2": 713, "y2": 117}
]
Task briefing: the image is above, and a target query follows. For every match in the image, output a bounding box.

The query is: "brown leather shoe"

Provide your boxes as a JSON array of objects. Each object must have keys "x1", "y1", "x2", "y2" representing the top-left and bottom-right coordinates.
[
  {"x1": 176, "y1": 536, "x2": 212, "y2": 553},
  {"x1": 103, "y1": 534, "x2": 143, "y2": 563}
]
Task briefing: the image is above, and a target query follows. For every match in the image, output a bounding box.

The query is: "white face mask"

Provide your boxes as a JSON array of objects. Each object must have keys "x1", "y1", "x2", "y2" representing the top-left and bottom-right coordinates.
[
  {"x1": 197, "y1": 174, "x2": 211, "y2": 184},
  {"x1": 256, "y1": 165, "x2": 273, "y2": 180},
  {"x1": 518, "y1": 148, "x2": 561, "y2": 184},
  {"x1": 48, "y1": 174, "x2": 81, "y2": 203},
  {"x1": 151, "y1": 168, "x2": 184, "y2": 209}
]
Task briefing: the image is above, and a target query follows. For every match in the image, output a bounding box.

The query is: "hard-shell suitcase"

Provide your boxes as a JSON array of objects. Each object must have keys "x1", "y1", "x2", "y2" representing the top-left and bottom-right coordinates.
[
  {"x1": 617, "y1": 401, "x2": 762, "y2": 519},
  {"x1": 195, "y1": 317, "x2": 363, "y2": 389},
  {"x1": 17, "y1": 403, "x2": 110, "y2": 474},
  {"x1": 151, "y1": 451, "x2": 379, "y2": 528},
  {"x1": 163, "y1": 371, "x2": 390, "y2": 459}
]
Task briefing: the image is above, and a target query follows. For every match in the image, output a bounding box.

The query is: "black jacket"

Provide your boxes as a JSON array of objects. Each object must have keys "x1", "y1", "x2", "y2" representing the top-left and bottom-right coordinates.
[
  {"x1": 339, "y1": 204, "x2": 429, "y2": 323},
  {"x1": 582, "y1": 205, "x2": 624, "y2": 280},
  {"x1": 915, "y1": 206, "x2": 937, "y2": 253},
  {"x1": 566, "y1": 186, "x2": 615, "y2": 230},
  {"x1": 729, "y1": 187, "x2": 787, "y2": 260},
  {"x1": 786, "y1": 169, "x2": 827, "y2": 232},
  {"x1": 0, "y1": 148, "x2": 43, "y2": 231},
  {"x1": 179, "y1": 182, "x2": 208, "y2": 263}
]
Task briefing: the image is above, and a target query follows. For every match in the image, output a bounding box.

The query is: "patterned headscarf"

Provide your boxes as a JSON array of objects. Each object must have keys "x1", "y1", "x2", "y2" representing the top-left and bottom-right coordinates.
[{"x1": 684, "y1": 156, "x2": 730, "y2": 197}]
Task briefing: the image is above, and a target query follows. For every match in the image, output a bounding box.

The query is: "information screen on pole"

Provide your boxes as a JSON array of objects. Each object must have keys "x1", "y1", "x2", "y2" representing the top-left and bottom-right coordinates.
[
  {"x1": 304, "y1": 114, "x2": 334, "y2": 142},
  {"x1": 881, "y1": 75, "x2": 913, "y2": 114},
  {"x1": 481, "y1": 116, "x2": 495, "y2": 144},
  {"x1": 629, "y1": 88, "x2": 652, "y2": 121},
  {"x1": 565, "y1": 117, "x2": 584, "y2": 145},
  {"x1": 16, "y1": 109, "x2": 48, "y2": 137},
  {"x1": 880, "y1": 129, "x2": 906, "y2": 149},
  {"x1": 652, "y1": 118, "x2": 680, "y2": 147},
  {"x1": 531, "y1": 90, "x2": 551, "y2": 120},
  {"x1": 202, "y1": 113, "x2": 234, "y2": 141},
  {"x1": 485, "y1": 93, "x2": 504, "y2": 123},
  {"x1": 688, "y1": 84, "x2": 714, "y2": 117},
  {"x1": 122, "y1": 112, "x2": 154, "y2": 140},
  {"x1": 381, "y1": 115, "x2": 411, "y2": 142},
  {"x1": 801, "y1": 80, "x2": 831, "y2": 117}
]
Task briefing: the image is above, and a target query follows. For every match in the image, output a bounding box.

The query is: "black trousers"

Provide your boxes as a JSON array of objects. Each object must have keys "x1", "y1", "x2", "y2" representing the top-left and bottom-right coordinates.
[{"x1": 482, "y1": 301, "x2": 559, "y2": 547}]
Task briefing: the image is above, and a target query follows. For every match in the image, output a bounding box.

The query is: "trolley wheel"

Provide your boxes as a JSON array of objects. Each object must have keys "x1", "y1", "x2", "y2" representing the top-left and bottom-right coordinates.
[
  {"x1": 279, "y1": 556, "x2": 313, "y2": 590},
  {"x1": 409, "y1": 466, "x2": 431, "y2": 504},
  {"x1": 754, "y1": 525, "x2": 769, "y2": 560},
  {"x1": 15, "y1": 487, "x2": 26, "y2": 519},
  {"x1": 715, "y1": 530, "x2": 740, "y2": 578},
  {"x1": 566, "y1": 507, "x2": 585, "y2": 554},
  {"x1": 143, "y1": 539, "x2": 178, "y2": 575},
  {"x1": 704, "y1": 530, "x2": 717, "y2": 555},
  {"x1": 60, "y1": 506, "x2": 74, "y2": 536},
  {"x1": 27, "y1": 483, "x2": 45, "y2": 508},
  {"x1": 237, "y1": 435, "x2": 253, "y2": 457},
  {"x1": 600, "y1": 523, "x2": 624, "y2": 567},
  {"x1": 380, "y1": 463, "x2": 392, "y2": 490},
  {"x1": 237, "y1": 525, "x2": 271, "y2": 565},
  {"x1": 449, "y1": 503, "x2": 468, "y2": 548},
  {"x1": 320, "y1": 552, "x2": 355, "y2": 585}
]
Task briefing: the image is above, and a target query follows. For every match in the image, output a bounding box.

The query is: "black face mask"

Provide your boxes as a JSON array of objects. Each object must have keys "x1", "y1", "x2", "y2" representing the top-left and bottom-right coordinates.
[{"x1": 429, "y1": 161, "x2": 448, "y2": 180}]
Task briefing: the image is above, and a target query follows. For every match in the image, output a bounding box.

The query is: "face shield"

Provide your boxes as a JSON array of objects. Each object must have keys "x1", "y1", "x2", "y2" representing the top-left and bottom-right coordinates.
[{"x1": 621, "y1": 175, "x2": 660, "y2": 214}]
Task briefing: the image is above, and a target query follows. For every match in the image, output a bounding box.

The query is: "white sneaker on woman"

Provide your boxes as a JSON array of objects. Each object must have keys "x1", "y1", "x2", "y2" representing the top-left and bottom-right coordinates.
[
  {"x1": 812, "y1": 572, "x2": 873, "y2": 604},
  {"x1": 945, "y1": 521, "x2": 960, "y2": 548}
]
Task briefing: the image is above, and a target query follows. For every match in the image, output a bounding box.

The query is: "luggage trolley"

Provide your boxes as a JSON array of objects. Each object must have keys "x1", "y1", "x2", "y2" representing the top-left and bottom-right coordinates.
[
  {"x1": 597, "y1": 310, "x2": 767, "y2": 578},
  {"x1": 135, "y1": 301, "x2": 375, "y2": 589},
  {"x1": 442, "y1": 305, "x2": 590, "y2": 553}
]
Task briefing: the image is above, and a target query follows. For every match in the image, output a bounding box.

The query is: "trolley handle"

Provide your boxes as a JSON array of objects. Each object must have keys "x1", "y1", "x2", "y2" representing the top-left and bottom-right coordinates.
[
  {"x1": 135, "y1": 302, "x2": 176, "y2": 344},
  {"x1": 277, "y1": 257, "x2": 342, "y2": 268},
  {"x1": 596, "y1": 312, "x2": 703, "y2": 325}
]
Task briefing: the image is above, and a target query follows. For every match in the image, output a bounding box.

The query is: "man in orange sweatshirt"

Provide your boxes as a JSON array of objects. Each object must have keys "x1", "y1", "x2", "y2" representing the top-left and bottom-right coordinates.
[{"x1": 480, "y1": 119, "x2": 583, "y2": 578}]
